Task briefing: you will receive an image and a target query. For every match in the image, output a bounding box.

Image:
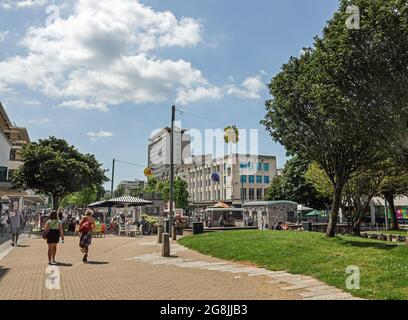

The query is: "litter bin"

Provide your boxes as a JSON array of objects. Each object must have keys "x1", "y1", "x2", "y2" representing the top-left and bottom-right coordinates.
[
  {"x1": 302, "y1": 221, "x2": 312, "y2": 232},
  {"x1": 193, "y1": 222, "x2": 204, "y2": 235}
]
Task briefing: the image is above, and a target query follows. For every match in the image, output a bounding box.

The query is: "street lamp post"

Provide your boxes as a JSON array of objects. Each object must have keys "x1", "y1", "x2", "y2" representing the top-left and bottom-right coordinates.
[{"x1": 169, "y1": 105, "x2": 176, "y2": 237}]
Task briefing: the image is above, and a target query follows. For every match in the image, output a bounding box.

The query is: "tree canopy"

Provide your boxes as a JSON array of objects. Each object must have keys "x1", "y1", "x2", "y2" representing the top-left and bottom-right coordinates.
[
  {"x1": 12, "y1": 137, "x2": 107, "y2": 209},
  {"x1": 261, "y1": 0, "x2": 408, "y2": 236},
  {"x1": 266, "y1": 156, "x2": 331, "y2": 210}
]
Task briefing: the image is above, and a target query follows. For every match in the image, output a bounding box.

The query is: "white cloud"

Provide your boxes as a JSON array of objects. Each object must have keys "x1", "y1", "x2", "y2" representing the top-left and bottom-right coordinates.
[
  {"x1": 176, "y1": 86, "x2": 223, "y2": 105},
  {"x1": 176, "y1": 74, "x2": 266, "y2": 105},
  {"x1": 0, "y1": 0, "x2": 206, "y2": 109},
  {"x1": 1, "y1": 0, "x2": 48, "y2": 10},
  {"x1": 0, "y1": 31, "x2": 8, "y2": 42},
  {"x1": 87, "y1": 130, "x2": 115, "y2": 141},
  {"x1": 57, "y1": 100, "x2": 108, "y2": 112},
  {"x1": 25, "y1": 117, "x2": 51, "y2": 124},
  {"x1": 226, "y1": 76, "x2": 264, "y2": 99},
  {"x1": 23, "y1": 99, "x2": 41, "y2": 106}
]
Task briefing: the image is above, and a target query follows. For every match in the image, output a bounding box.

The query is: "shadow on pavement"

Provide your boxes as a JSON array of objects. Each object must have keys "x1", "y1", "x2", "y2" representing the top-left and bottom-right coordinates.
[
  {"x1": 85, "y1": 261, "x2": 109, "y2": 265},
  {"x1": 55, "y1": 262, "x2": 74, "y2": 267},
  {"x1": 0, "y1": 266, "x2": 10, "y2": 280}
]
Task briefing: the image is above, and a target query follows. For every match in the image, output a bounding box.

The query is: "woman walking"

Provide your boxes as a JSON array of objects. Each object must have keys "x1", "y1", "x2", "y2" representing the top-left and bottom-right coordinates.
[
  {"x1": 43, "y1": 211, "x2": 64, "y2": 265},
  {"x1": 79, "y1": 209, "x2": 95, "y2": 263}
]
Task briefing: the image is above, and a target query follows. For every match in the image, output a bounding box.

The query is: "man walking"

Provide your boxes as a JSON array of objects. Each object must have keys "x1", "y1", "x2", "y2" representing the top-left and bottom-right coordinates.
[{"x1": 9, "y1": 204, "x2": 24, "y2": 246}]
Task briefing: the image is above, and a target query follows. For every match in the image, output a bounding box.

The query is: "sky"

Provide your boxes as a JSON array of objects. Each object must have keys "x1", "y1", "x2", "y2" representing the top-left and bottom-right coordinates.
[{"x1": 0, "y1": 0, "x2": 340, "y2": 190}]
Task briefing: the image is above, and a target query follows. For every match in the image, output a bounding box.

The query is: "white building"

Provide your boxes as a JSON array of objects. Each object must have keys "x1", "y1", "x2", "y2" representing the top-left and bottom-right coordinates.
[
  {"x1": 118, "y1": 179, "x2": 146, "y2": 194},
  {"x1": 148, "y1": 126, "x2": 191, "y2": 168},
  {"x1": 154, "y1": 153, "x2": 277, "y2": 208},
  {"x1": 0, "y1": 128, "x2": 11, "y2": 182}
]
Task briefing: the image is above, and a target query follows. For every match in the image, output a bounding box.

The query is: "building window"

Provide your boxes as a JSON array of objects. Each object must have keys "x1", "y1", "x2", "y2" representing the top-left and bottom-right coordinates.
[
  {"x1": 257, "y1": 163, "x2": 262, "y2": 171},
  {"x1": 249, "y1": 188, "x2": 255, "y2": 200},
  {"x1": 256, "y1": 189, "x2": 263, "y2": 200},
  {"x1": 264, "y1": 176, "x2": 270, "y2": 184},
  {"x1": 256, "y1": 175, "x2": 262, "y2": 183},
  {"x1": 224, "y1": 163, "x2": 226, "y2": 171},
  {"x1": 240, "y1": 175, "x2": 247, "y2": 183},
  {"x1": 249, "y1": 175, "x2": 255, "y2": 184},
  {"x1": 241, "y1": 188, "x2": 247, "y2": 200},
  {"x1": 9, "y1": 150, "x2": 16, "y2": 161},
  {"x1": 224, "y1": 176, "x2": 227, "y2": 184},
  {"x1": 263, "y1": 163, "x2": 270, "y2": 172},
  {"x1": 0, "y1": 167, "x2": 7, "y2": 182}
]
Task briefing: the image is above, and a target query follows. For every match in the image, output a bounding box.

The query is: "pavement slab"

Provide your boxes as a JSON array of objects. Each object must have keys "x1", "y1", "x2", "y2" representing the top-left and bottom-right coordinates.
[{"x1": 0, "y1": 235, "x2": 363, "y2": 300}]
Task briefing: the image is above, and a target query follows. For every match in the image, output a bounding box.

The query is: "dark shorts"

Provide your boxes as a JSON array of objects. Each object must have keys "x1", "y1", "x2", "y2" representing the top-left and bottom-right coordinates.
[
  {"x1": 79, "y1": 232, "x2": 92, "y2": 248},
  {"x1": 47, "y1": 229, "x2": 60, "y2": 244}
]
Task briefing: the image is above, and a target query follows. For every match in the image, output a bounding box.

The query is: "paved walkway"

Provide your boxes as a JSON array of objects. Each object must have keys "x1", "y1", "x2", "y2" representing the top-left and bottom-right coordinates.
[{"x1": 0, "y1": 234, "x2": 361, "y2": 300}]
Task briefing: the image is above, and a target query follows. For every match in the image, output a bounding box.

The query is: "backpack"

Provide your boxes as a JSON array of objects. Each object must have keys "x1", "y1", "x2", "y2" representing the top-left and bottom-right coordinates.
[{"x1": 79, "y1": 219, "x2": 92, "y2": 233}]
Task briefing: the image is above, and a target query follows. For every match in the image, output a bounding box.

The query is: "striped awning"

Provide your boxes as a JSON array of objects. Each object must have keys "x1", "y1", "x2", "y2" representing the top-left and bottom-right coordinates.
[{"x1": 88, "y1": 196, "x2": 153, "y2": 208}]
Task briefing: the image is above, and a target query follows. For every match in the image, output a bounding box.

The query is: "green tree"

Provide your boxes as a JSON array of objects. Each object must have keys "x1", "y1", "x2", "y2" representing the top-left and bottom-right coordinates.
[
  {"x1": 378, "y1": 160, "x2": 408, "y2": 230},
  {"x1": 156, "y1": 178, "x2": 189, "y2": 209},
  {"x1": 144, "y1": 177, "x2": 158, "y2": 193},
  {"x1": 266, "y1": 156, "x2": 331, "y2": 210},
  {"x1": 343, "y1": 170, "x2": 384, "y2": 236},
  {"x1": 60, "y1": 184, "x2": 100, "y2": 208},
  {"x1": 261, "y1": 0, "x2": 408, "y2": 236},
  {"x1": 156, "y1": 180, "x2": 170, "y2": 203},
  {"x1": 304, "y1": 162, "x2": 334, "y2": 201},
  {"x1": 265, "y1": 175, "x2": 285, "y2": 201},
  {"x1": 12, "y1": 137, "x2": 107, "y2": 209},
  {"x1": 174, "y1": 177, "x2": 190, "y2": 209},
  {"x1": 113, "y1": 184, "x2": 126, "y2": 197},
  {"x1": 130, "y1": 187, "x2": 143, "y2": 198}
]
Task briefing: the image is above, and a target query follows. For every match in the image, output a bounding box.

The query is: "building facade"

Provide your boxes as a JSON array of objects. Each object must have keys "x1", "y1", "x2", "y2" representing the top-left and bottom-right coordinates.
[
  {"x1": 148, "y1": 126, "x2": 191, "y2": 168},
  {"x1": 0, "y1": 102, "x2": 30, "y2": 178},
  {"x1": 0, "y1": 102, "x2": 45, "y2": 210},
  {"x1": 154, "y1": 153, "x2": 277, "y2": 208},
  {"x1": 118, "y1": 179, "x2": 147, "y2": 195},
  {"x1": 0, "y1": 128, "x2": 11, "y2": 182}
]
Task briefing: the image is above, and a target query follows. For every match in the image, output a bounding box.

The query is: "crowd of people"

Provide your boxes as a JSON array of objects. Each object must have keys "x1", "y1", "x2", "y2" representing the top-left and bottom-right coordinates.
[{"x1": 0, "y1": 205, "x2": 97, "y2": 265}]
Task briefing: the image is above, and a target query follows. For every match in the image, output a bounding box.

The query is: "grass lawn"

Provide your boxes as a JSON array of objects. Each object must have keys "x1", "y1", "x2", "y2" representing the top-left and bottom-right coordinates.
[{"x1": 179, "y1": 230, "x2": 408, "y2": 300}]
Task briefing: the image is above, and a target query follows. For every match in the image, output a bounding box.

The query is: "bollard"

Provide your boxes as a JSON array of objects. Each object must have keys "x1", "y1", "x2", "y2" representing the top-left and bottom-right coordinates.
[
  {"x1": 162, "y1": 233, "x2": 170, "y2": 257},
  {"x1": 172, "y1": 226, "x2": 177, "y2": 241},
  {"x1": 157, "y1": 226, "x2": 163, "y2": 244}
]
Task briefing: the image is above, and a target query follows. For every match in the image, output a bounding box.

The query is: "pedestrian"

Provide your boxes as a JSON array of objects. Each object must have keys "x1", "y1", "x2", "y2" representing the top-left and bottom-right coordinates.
[
  {"x1": 79, "y1": 209, "x2": 95, "y2": 263},
  {"x1": 43, "y1": 210, "x2": 64, "y2": 265},
  {"x1": 9, "y1": 207, "x2": 24, "y2": 246},
  {"x1": 218, "y1": 214, "x2": 224, "y2": 228},
  {"x1": 0, "y1": 211, "x2": 8, "y2": 237},
  {"x1": 274, "y1": 221, "x2": 283, "y2": 231}
]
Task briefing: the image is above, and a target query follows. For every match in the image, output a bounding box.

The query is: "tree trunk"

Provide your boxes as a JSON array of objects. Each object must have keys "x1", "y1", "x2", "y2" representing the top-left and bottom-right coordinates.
[
  {"x1": 385, "y1": 194, "x2": 399, "y2": 231},
  {"x1": 352, "y1": 218, "x2": 361, "y2": 237},
  {"x1": 52, "y1": 194, "x2": 60, "y2": 210},
  {"x1": 326, "y1": 183, "x2": 343, "y2": 237}
]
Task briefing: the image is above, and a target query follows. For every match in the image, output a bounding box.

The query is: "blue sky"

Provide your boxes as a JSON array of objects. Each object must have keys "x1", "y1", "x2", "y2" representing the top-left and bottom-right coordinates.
[{"x1": 0, "y1": 0, "x2": 339, "y2": 189}]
